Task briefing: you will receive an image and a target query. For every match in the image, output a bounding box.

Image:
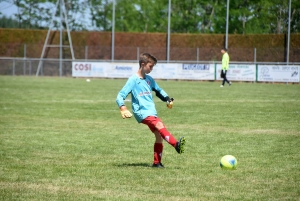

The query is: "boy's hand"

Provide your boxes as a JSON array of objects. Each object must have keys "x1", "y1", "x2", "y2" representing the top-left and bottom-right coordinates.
[
  {"x1": 166, "y1": 98, "x2": 174, "y2": 109},
  {"x1": 120, "y1": 106, "x2": 132, "y2": 119}
]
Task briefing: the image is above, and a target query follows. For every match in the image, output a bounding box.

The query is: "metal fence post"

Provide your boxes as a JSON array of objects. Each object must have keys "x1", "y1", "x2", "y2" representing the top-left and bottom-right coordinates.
[
  {"x1": 23, "y1": 60, "x2": 26, "y2": 75},
  {"x1": 41, "y1": 60, "x2": 43, "y2": 76},
  {"x1": 85, "y1": 45, "x2": 88, "y2": 61},
  {"x1": 24, "y1": 44, "x2": 27, "y2": 75},
  {"x1": 254, "y1": 48, "x2": 257, "y2": 83},
  {"x1": 197, "y1": 48, "x2": 199, "y2": 62},
  {"x1": 12, "y1": 59, "x2": 15, "y2": 76},
  {"x1": 137, "y1": 47, "x2": 140, "y2": 61},
  {"x1": 254, "y1": 47, "x2": 256, "y2": 63},
  {"x1": 214, "y1": 62, "x2": 216, "y2": 80},
  {"x1": 29, "y1": 60, "x2": 32, "y2": 76},
  {"x1": 256, "y1": 64, "x2": 258, "y2": 82}
]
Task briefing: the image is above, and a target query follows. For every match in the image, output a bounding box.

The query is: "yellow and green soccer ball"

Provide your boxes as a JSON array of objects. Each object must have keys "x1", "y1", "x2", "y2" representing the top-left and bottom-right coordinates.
[{"x1": 220, "y1": 155, "x2": 238, "y2": 170}]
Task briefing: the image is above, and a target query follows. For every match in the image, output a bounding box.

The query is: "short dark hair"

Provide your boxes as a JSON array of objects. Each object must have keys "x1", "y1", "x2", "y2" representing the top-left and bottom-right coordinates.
[
  {"x1": 221, "y1": 48, "x2": 228, "y2": 52},
  {"x1": 139, "y1": 53, "x2": 157, "y2": 67}
]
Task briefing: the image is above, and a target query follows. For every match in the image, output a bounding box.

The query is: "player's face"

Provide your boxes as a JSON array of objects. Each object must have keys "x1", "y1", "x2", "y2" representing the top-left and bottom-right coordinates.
[{"x1": 143, "y1": 62, "x2": 154, "y2": 74}]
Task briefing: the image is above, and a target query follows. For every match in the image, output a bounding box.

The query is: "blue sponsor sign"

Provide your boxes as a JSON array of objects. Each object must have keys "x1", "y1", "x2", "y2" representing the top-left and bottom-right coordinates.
[{"x1": 182, "y1": 64, "x2": 210, "y2": 70}]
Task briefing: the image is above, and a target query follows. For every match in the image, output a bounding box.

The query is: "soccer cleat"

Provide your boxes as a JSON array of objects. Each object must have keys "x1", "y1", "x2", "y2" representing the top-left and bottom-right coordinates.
[
  {"x1": 175, "y1": 137, "x2": 186, "y2": 154},
  {"x1": 229, "y1": 82, "x2": 232, "y2": 86},
  {"x1": 220, "y1": 85, "x2": 224, "y2": 87},
  {"x1": 152, "y1": 162, "x2": 164, "y2": 168}
]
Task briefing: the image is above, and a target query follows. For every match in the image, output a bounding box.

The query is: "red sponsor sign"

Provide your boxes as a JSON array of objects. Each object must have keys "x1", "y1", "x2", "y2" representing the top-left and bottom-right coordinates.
[{"x1": 74, "y1": 63, "x2": 91, "y2": 71}]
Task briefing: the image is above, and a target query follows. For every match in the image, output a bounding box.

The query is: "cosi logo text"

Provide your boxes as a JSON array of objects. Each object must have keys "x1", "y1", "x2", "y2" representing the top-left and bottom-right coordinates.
[{"x1": 74, "y1": 63, "x2": 91, "y2": 71}]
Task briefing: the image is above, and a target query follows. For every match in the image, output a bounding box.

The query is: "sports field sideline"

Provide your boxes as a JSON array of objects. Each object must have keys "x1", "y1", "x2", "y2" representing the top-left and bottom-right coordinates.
[{"x1": 0, "y1": 76, "x2": 299, "y2": 200}]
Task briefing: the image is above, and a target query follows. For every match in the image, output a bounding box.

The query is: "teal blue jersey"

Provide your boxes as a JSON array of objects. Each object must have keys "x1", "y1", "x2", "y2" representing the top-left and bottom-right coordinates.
[{"x1": 116, "y1": 74, "x2": 169, "y2": 123}]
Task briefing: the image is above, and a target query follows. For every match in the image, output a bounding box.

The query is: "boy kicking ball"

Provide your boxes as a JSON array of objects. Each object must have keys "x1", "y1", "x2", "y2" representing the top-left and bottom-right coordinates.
[{"x1": 116, "y1": 53, "x2": 186, "y2": 168}]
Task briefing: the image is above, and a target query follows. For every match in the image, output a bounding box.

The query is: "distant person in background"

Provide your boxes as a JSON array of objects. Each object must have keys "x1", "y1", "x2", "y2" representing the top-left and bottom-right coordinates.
[{"x1": 220, "y1": 48, "x2": 231, "y2": 87}]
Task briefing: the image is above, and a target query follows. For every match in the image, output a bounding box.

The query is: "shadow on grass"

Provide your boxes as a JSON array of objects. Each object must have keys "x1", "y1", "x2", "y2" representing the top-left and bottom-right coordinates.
[
  {"x1": 115, "y1": 162, "x2": 181, "y2": 169},
  {"x1": 115, "y1": 162, "x2": 151, "y2": 168}
]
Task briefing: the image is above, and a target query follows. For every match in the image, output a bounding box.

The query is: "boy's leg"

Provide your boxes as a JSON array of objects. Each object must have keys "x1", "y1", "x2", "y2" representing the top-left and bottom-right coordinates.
[
  {"x1": 142, "y1": 116, "x2": 186, "y2": 156},
  {"x1": 156, "y1": 125, "x2": 185, "y2": 154},
  {"x1": 157, "y1": 127, "x2": 177, "y2": 146},
  {"x1": 141, "y1": 116, "x2": 178, "y2": 147},
  {"x1": 153, "y1": 131, "x2": 163, "y2": 165},
  {"x1": 158, "y1": 127, "x2": 186, "y2": 154}
]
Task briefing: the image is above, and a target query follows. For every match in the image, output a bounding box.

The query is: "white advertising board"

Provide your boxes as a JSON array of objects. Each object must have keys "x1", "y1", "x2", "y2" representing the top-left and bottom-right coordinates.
[
  {"x1": 149, "y1": 63, "x2": 179, "y2": 79},
  {"x1": 178, "y1": 64, "x2": 214, "y2": 80},
  {"x1": 72, "y1": 62, "x2": 139, "y2": 78},
  {"x1": 106, "y1": 63, "x2": 139, "y2": 78},
  {"x1": 72, "y1": 62, "x2": 214, "y2": 80},
  {"x1": 257, "y1": 65, "x2": 299, "y2": 82},
  {"x1": 216, "y1": 64, "x2": 256, "y2": 81},
  {"x1": 72, "y1": 62, "x2": 110, "y2": 77}
]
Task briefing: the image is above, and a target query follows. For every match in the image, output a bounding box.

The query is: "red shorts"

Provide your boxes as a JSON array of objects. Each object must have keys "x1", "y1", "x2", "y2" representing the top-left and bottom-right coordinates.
[{"x1": 141, "y1": 116, "x2": 165, "y2": 133}]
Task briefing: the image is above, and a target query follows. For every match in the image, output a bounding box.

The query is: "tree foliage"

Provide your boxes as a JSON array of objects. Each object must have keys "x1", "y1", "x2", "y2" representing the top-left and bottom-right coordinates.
[
  {"x1": 0, "y1": 0, "x2": 299, "y2": 33},
  {"x1": 0, "y1": 16, "x2": 19, "y2": 28}
]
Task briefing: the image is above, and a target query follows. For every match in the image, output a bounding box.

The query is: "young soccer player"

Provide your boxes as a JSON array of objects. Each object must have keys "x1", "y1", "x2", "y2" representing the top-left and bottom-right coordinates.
[{"x1": 116, "y1": 53, "x2": 186, "y2": 168}]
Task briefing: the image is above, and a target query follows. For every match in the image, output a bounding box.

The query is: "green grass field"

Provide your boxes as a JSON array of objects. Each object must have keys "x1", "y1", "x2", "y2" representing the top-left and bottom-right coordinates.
[{"x1": 0, "y1": 76, "x2": 299, "y2": 201}]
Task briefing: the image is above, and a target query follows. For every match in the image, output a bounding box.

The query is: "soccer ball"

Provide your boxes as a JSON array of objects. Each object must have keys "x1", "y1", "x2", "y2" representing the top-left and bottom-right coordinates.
[{"x1": 220, "y1": 155, "x2": 238, "y2": 170}]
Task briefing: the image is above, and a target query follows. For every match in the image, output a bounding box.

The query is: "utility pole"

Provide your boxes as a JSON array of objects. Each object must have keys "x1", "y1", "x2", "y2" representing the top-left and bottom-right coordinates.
[
  {"x1": 287, "y1": 0, "x2": 292, "y2": 64},
  {"x1": 167, "y1": 0, "x2": 171, "y2": 62},
  {"x1": 225, "y1": 0, "x2": 230, "y2": 49},
  {"x1": 112, "y1": 0, "x2": 115, "y2": 61}
]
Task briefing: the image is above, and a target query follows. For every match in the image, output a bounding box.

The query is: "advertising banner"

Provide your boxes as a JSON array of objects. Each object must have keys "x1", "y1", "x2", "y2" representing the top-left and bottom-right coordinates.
[
  {"x1": 257, "y1": 65, "x2": 299, "y2": 82},
  {"x1": 216, "y1": 64, "x2": 256, "y2": 81},
  {"x1": 178, "y1": 64, "x2": 214, "y2": 80},
  {"x1": 72, "y1": 62, "x2": 214, "y2": 80},
  {"x1": 106, "y1": 63, "x2": 139, "y2": 78},
  {"x1": 149, "y1": 63, "x2": 179, "y2": 79},
  {"x1": 72, "y1": 62, "x2": 110, "y2": 77},
  {"x1": 72, "y1": 62, "x2": 139, "y2": 78}
]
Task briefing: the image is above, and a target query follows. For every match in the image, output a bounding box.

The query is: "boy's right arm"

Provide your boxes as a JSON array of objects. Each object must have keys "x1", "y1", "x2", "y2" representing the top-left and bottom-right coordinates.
[
  {"x1": 116, "y1": 78, "x2": 134, "y2": 119},
  {"x1": 119, "y1": 105, "x2": 132, "y2": 119}
]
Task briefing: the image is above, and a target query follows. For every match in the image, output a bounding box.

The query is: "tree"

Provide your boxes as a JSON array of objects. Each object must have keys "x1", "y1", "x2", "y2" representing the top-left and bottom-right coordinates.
[
  {"x1": 88, "y1": 0, "x2": 169, "y2": 33},
  {"x1": 132, "y1": 0, "x2": 168, "y2": 32},
  {"x1": 63, "y1": 0, "x2": 89, "y2": 31},
  {"x1": 1, "y1": 0, "x2": 299, "y2": 34},
  {"x1": 13, "y1": 0, "x2": 50, "y2": 29},
  {"x1": 89, "y1": 0, "x2": 112, "y2": 31},
  {"x1": 229, "y1": 0, "x2": 300, "y2": 34},
  {"x1": 171, "y1": 0, "x2": 202, "y2": 33},
  {"x1": 0, "y1": 16, "x2": 19, "y2": 28}
]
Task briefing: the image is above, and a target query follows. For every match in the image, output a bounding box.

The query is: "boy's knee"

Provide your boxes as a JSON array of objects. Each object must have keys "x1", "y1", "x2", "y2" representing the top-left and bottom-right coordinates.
[{"x1": 155, "y1": 121, "x2": 165, "y2": 130}]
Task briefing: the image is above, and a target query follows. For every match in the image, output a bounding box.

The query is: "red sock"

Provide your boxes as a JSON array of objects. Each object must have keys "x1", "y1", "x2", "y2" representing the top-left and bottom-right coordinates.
[
  {"x1": 158, "y1": 128, "x2": 177, "y2": 147},
  {"x1": 154, "y1": 143, "x2": 163, "y2": 164}
]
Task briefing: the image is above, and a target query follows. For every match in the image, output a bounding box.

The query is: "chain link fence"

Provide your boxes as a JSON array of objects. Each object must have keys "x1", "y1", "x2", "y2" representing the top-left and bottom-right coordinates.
[
  {"x1": 1, "y1": 44, "x2": 300, "y2": 76},
  {"x1": 1, "y1": 44, "x2": 300, "y2": 62}
]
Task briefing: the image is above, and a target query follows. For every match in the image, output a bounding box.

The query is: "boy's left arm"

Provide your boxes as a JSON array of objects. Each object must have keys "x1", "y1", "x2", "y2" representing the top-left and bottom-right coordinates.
[{"x1": 152, "y1": 80, "x2": 174, "y2": 109}]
